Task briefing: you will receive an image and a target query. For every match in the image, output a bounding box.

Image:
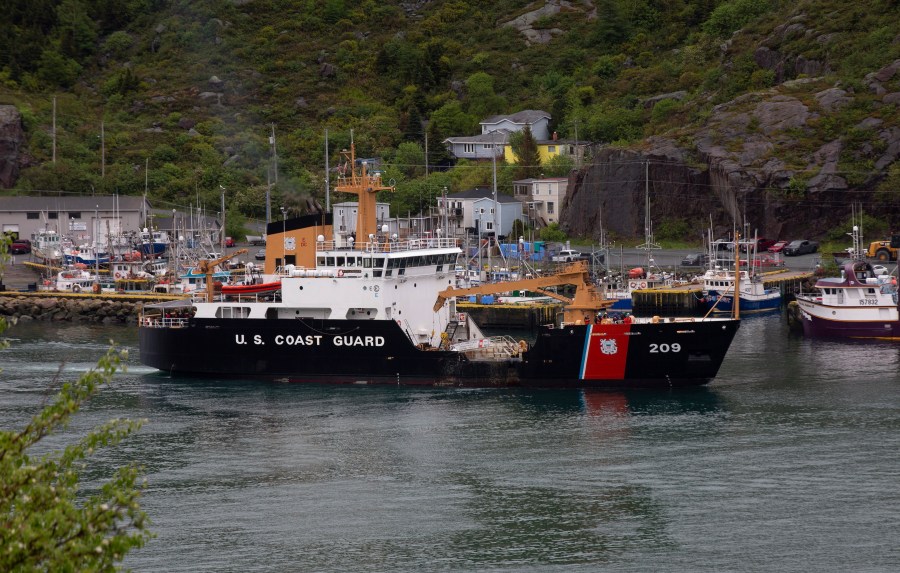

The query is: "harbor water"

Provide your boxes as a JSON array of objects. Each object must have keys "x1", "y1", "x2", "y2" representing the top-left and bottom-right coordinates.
[{"x1": 1, "y1": 314, "x2": 898, "y2": 572}]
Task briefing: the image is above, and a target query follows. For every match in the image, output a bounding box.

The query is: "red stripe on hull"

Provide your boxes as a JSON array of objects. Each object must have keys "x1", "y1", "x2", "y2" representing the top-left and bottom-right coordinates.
[{"x1": 581, "y1": 324, "x2": 631, "y2": 380}]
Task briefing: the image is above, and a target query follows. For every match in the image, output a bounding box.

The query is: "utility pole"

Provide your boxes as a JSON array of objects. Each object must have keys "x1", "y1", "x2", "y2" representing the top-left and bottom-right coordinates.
[
  {"x1": 442, "y1": 186, "x2": 448, "y2": 240},
  {"x1": 270, "y1": 123, "x2": 278, "y2": 184},
  {"x1": 325, "y1": 128, "x2": 330, "y2": 212},
  {"x1": 424, "y1": 126, "x2": 429, "y2": 178},
  {"x1": 220, "y1": 186, "x2": 226, "y2": 250},
  {"x1": 100, "y1": 120, "x2": 105, "y2": 178},
  {"x1": 488, "y1": 131, "x2": 500, "y2": 257},
  {"x1": 52, "y1": 96, "x2": 56, "y2": 164},
  {"x1": 573, "y1": 118, "x2": 579, "y2": 169}
]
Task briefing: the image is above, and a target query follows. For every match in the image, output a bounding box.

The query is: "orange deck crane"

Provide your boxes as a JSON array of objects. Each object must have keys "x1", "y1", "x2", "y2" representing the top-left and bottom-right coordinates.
[
  {"x1": 198, "y1": 249, "x2": 248, "y2": 302},
  {"x1": 434, "y1": 260, "x2": 614, "y2": 325}
]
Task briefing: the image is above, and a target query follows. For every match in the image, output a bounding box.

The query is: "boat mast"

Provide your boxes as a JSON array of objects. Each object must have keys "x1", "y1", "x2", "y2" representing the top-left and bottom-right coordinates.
[
  {"x1": 334, "y1": 139, "x2": 394, "y2": 249},
  {"x1": 733, "y1": 231, "x2": 740, "y2": 320}
]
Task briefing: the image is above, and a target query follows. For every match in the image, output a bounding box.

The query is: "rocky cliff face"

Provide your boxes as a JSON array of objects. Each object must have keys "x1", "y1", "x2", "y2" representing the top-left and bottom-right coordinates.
[
  {"x1": 0, "y1": 105, "x2": 26, "y2": 189},
  {"x1": 562, "y1": 59, "x2": 900, "y2": 241}
]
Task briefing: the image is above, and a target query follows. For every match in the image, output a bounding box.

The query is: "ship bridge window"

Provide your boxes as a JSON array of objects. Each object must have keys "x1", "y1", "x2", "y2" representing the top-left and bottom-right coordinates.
[
  {"x1": 335, "y1": 256, "x2": 345, "y2": 266},
  {"x1": 217, "y1": 306, "x2": 250, "y2": 319},
  {"x1": 317, "y1": 256, "x2": 326, "y2": 266},
  {"x1": 326, "y1": 256, "x2": 336, "y2": 266}
]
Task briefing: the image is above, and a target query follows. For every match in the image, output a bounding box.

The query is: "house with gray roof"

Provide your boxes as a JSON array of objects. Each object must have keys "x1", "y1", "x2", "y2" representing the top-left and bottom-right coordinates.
[
  {"x1": 437, "y1": 187, "x2": 525, "y2": 239},
  {"x1": 443, "y1": 109, "x2": 551, "y2": 161}
]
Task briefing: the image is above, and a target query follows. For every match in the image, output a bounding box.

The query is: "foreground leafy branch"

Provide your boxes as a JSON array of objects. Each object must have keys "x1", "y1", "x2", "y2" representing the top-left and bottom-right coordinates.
[{"x1": 0, "y1": 302, "x2": 152, "y2": 571}]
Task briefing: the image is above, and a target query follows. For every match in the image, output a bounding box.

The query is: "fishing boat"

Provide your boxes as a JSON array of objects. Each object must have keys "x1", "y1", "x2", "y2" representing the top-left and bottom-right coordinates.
[
  {"x1": 701, "y1": 231, "x2": 781, "y2": 315},
  {"x1": 701, "y1": 267, "x2": 781, "y2": 314},
  {"x1": 795, "y1": 260, "x2": 899, "y2": 339},
  {"x1": 30, "y1": 229, "x2": 63, "y2": 264},
  {"x1": 39, "y1": 269, "x2": 99, "y2": 294},
  {"x1": 138, "y1": 144, "x2": 740, "y2": 388},
  {"x1": 63, "y1": 244, "x2": 110, "y2": 266},
  {"x1": 138, "y1": 229, "x2": 169, "y2": 257}
]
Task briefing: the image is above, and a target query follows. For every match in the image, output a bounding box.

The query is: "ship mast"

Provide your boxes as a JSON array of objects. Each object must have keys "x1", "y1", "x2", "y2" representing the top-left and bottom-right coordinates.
[
  {"x1": 334, "y1": 141, "x2": 394, "y2": 248},
  {"x1": 733, "y1": 231, "x2": 740, "y2": 320}
]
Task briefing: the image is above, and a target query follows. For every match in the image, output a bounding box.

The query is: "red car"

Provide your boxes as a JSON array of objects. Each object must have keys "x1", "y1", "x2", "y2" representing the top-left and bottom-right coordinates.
[
  {"x1": 225, "y1": 236, "x2": 235, "y2": 247},
  {"x1": 768, "y1": 240, "x2": 788, "y2": 253}
]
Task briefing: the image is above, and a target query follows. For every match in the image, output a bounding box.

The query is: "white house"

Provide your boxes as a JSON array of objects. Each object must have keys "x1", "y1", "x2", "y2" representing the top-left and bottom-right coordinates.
[
  {"x1": 332, "y1": 201, "x2": 391, "y2": 238},
  {"x1": 438, "y1": 187, "x2": 525, "y2": 239},
  {"x1": 512, "y1": 177, "x2": 569, "y2": 227}
]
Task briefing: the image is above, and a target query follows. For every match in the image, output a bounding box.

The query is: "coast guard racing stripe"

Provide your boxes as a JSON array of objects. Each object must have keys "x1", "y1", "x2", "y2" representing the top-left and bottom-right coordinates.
[{"x1": 580, "y1": 324, "x2": 631, "y2": 380}]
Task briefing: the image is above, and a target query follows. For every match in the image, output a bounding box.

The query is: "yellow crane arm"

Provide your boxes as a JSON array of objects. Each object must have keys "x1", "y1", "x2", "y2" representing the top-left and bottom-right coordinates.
[
  {"x1": 434, "y1": 260, "x2": 613, "y2": 325},
  {"x1": 200, "y1": 248, "x2": 249, "y2": 302}
]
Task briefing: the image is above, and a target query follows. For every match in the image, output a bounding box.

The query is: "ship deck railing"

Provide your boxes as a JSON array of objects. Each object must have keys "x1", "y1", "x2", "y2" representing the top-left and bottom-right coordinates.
[
  {"x1": 451, "y1": 335, "x2": 523, "y2": 360},
  {"x1": 139, "y1": 316, "x2": 190, "y2": 328},
  {"x1": 316, "y1": 237, "x2": 459, "y2": 253}
]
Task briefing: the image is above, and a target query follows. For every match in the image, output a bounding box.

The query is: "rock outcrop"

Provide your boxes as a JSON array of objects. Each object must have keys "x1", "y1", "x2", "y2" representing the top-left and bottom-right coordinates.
[{"x1": 563, "y1": 60, "x2": 900, "y2": 240}]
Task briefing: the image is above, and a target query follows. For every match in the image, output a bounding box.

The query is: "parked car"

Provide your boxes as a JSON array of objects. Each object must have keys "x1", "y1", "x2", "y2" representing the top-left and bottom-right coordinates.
[
  {"x1": 783, "y1": 239, "x2": 819, "y2": 256},
  {"x1": 551, "y1": 249, "x2": 584, "y2": 263},
  {"x1": 254, "y1": 249, "x2": 266, "y2": 261},
  {"x1": 740, "y1": 237, "x2": 776, "y2": 252},
  {"x1": 680, "y1": 252, "x2": 708, "y2": 266},
  {"x1": 10, "y1": 240, "x2": 31, "y2": 254},
  {"x1": 225, "y1": 236, "x2": 235, "y2": 248},
  {"x1": 872, "y1": 264, "x2": 889, "y2": 276},
  {"x1": 712, "y1": 239, "x2": 734, "y2": 251},
  {"x1": 767, "y1": 240, "x2": 789, "y2": 253}
]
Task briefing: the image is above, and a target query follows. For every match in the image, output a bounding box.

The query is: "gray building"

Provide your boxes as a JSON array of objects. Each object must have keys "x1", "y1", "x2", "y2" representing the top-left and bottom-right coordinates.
[{"x1": 0, "y1": 195, "x2": 151, "y2": 244}]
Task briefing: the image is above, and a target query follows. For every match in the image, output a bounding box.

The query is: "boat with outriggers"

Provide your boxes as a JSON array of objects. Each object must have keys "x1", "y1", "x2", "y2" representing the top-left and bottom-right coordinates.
[{"x1": 138, "y1": 144, "x2": 741, "y2": 388}]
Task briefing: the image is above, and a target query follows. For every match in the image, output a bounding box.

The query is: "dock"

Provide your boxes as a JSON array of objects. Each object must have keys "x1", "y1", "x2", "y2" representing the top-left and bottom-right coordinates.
[{"x1": 632, "y1": 269, "x2": 814, "y2": 316}]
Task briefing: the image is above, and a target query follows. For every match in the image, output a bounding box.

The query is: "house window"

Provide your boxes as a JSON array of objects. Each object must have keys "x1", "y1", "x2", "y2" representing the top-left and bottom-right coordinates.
[
  {"x1": 26, "y1": 212, "x2": 39, "y2": 219},
  {"x1": 485, "y1": 221, "x2": 494, "y2": 231},
  {"x1": 490, "y1": 208, "x2": 495, "y2": 214},
  {"x1": 548, "y1": 145, "x2": 556, "y2": 153},
  {"x1": 68, "y1": 212, "x2": 81, "y2": 219},
  {"x1": 547, "y1": 202, "x2": 555, "y2": 214},
  {"x1": 482, "y1": 144, "x2": 493, "y2": 150},
  {"x1": 479, "y1": 208, "x2": 485, "y2": 214},
  {"x1": 464, "y1": 143, "x2": 475, "y2": 154}
]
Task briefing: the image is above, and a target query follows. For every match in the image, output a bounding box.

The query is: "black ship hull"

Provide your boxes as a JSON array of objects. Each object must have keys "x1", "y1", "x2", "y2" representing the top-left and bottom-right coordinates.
[{"x1": 139, "y1": 317, "x2": 740, "y2": 388}]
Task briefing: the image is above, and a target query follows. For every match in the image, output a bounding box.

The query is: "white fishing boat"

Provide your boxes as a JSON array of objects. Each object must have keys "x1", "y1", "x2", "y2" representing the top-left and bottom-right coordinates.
[{"x1": 30, "y1": 229, "x2": 63, "y2": 264}]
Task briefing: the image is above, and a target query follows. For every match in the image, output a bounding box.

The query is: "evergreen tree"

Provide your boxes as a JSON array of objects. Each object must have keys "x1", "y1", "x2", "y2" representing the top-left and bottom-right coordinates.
[
  {"x1": 511, "y1": 125, "x2": 541, "y2": 179},
  {"x1": 426, "y1": 121, "x2": 454, "y2": 170}
]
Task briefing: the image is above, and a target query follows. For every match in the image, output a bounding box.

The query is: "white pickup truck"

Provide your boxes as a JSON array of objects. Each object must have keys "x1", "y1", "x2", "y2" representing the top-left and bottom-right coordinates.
[{"x1": 551, "y1": 249, "x2": 584, "y2": 263}]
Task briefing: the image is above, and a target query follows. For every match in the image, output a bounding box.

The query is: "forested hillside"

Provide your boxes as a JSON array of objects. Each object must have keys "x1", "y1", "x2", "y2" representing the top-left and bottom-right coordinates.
[{"x1": 2, "y1": 0, "x2": 899, "y2": 240}]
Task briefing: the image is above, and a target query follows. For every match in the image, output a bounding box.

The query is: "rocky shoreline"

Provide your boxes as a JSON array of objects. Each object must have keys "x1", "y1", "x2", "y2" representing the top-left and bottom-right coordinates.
[{"x1": 0, "y1": 295, "x2": 141, "y2": 324}]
